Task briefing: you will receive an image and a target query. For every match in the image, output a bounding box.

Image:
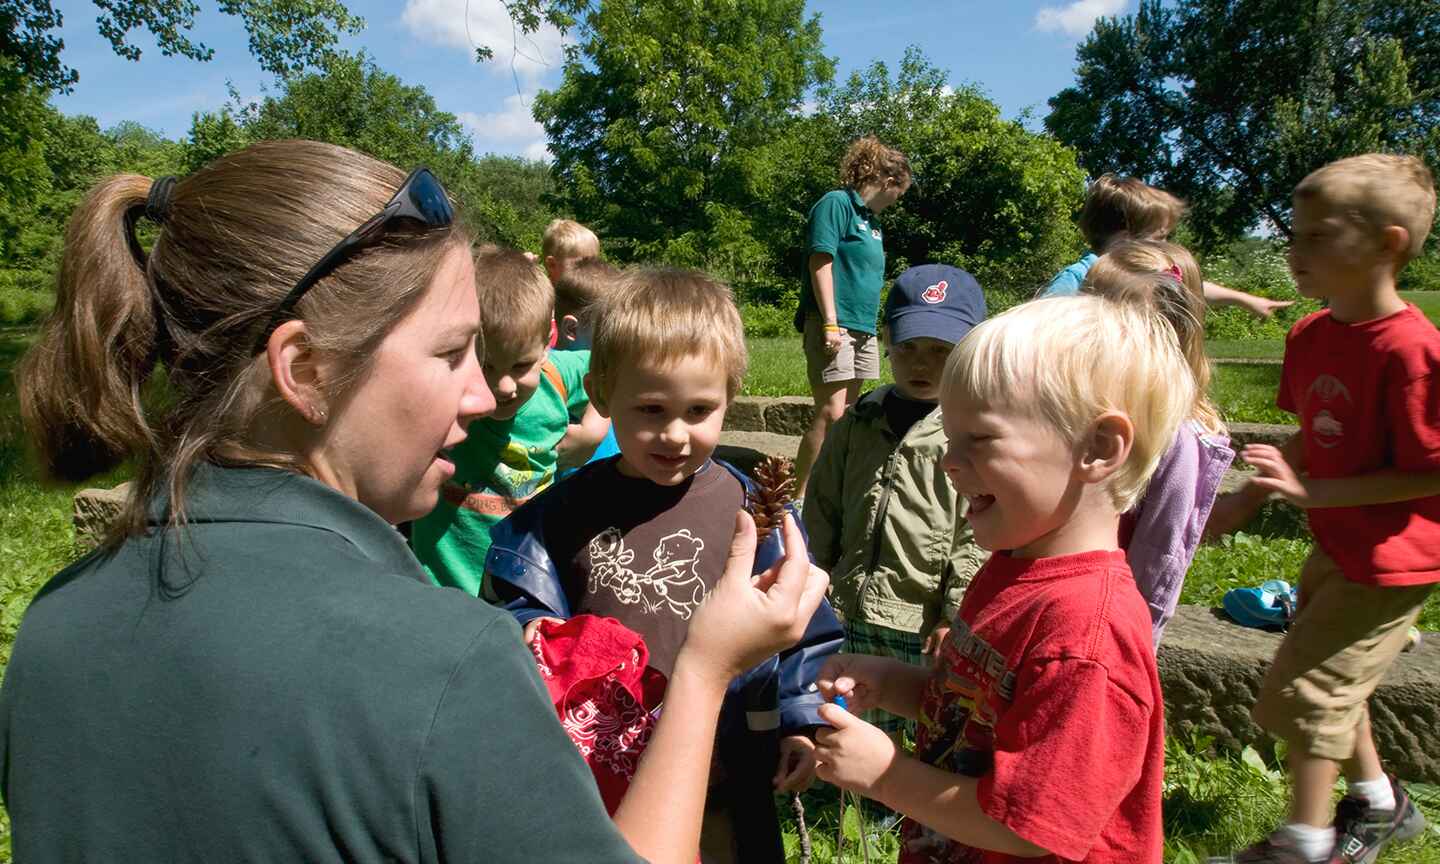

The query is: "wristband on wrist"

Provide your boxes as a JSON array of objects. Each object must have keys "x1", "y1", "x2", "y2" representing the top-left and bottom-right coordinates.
[{"x1": 823, "y1": 323, "x2": 843, "y2": 333}]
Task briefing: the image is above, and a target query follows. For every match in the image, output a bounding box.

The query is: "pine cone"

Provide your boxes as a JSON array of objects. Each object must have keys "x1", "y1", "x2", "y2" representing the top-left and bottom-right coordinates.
[{"x1": 748, "y1": 455, "x2": 796, "y2": 542}]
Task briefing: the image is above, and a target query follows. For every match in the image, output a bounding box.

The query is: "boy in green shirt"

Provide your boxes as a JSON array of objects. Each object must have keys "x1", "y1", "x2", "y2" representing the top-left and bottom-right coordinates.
[{"x1": 411, "y1": 245, "x2": 609, "y2": 595}]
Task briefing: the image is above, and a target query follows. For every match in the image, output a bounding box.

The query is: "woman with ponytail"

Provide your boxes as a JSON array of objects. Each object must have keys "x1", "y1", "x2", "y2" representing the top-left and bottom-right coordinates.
[
  {"x1": 793, "y1": 136, "x2": 911, "y2": 497},
  {"x1": 0, "y1": 140, "x2": 826, "y2": 863}
]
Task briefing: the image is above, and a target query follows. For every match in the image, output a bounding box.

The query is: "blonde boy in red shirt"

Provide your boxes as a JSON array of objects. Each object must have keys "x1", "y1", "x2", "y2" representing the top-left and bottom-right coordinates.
[
  {"x1": 814, "y1": 295, "x2": 1195, "y2": 863},
  {"x1": 1209, "y1": 154, "x2": 1438, "y2": 864}
]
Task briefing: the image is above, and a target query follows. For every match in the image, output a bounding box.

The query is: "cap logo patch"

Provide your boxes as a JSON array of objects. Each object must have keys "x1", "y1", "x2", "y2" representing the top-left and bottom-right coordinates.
[{"x1": 921, "y1": 281, "x2": 948, "y2": 304}]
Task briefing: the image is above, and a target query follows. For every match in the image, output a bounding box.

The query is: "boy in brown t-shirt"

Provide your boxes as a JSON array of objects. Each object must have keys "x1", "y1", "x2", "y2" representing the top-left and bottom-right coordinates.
[{"x1": 485, "y1": 268, "x2": 843, "y2": 864}]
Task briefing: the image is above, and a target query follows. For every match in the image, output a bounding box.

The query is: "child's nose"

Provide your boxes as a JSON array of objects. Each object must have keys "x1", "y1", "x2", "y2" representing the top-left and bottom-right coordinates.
[{"x1": 659, "y1": 418, "x2": 686, "y2": 444}]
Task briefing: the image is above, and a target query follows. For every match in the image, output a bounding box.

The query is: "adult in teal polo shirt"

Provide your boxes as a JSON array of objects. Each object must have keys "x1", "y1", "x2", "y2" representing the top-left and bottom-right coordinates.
[
  {"x1": 794, "y1": 137, "x2": 912, "y2": 497},
  {"x1": 1, "y1": 141, "x2": 826, "y2": 864}
]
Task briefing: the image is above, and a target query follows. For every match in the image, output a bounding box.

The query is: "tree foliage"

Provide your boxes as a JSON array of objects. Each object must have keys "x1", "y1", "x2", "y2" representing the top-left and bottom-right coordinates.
[
  {"x1": 1046, "y1": 0, "x2": 1440, "y2": 246},
  {"x1": 188, "y1": 53, "x2": 558, "y2": 248},
  {"x1": 1, "y1": 0, "x2": 364, "y2": 94},
  {"x1": 809, "y1": 50, "x2": 1086, "y2": 294},
  {"x1": 534, "y1": 0, "x2": 832, "y2": 267}
]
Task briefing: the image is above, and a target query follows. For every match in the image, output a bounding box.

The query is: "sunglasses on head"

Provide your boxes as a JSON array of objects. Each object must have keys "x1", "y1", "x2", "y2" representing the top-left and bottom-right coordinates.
[{"x1": 252, "y1": 167, "x2": 455, "y2": 354}]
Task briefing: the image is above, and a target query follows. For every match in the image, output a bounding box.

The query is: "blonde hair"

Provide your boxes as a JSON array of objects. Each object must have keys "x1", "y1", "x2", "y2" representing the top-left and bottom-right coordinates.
[
  {"x1": 941, "y1": 295, "x2": 1195, "y2": 512},
  {"x1": 1082, "y1": 239, "x2": 1225, "y2": 436},
  {"x1": 840, "y1": 137, "x2": 911, "y2": 193},
  {"x1": 554, "y1": 256, "x2": 621, "y2": 322},
  {"x1": 590, "y1": 268, "x2": 747, "y2": 399},
  {"x1": 1077, "y1": 174, "x2": 1187, "y2": 251},
  {"x1": 1294, "y1": 154, "x2": 1436, "y2": 263},
  {"x1": 541, "y1": 218, "x2": 601, "y2": 260},
  {"x1": 17, "y1": 140, "x2": 465, "y2": 543},
  {"x1": 474, "y1": 244, "x2": 554, "y2": 358}
]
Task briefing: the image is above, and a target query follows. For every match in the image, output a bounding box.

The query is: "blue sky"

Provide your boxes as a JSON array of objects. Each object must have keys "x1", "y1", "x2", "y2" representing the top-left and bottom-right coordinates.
[{"x1": 48, "y1": 0, "x2": 1133, "y2": 160}]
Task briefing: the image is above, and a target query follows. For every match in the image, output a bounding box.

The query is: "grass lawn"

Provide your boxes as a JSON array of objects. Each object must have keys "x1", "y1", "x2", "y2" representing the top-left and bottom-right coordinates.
[
  {"x1": 1206, "y1": 340, "x2": 1284, "y2": 360},
  {"x1": 2, "y1": 324, "x2": 1439, "y2": 863},
  {"x1": 1201, "y1": 291, "x2": 1440, "y2": 362}
]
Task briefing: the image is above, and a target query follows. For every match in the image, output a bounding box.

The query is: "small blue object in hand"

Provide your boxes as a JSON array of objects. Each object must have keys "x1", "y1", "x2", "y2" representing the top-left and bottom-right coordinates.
[{"x1": 833, "y1": 695, "x2": 848, "y2": 712}]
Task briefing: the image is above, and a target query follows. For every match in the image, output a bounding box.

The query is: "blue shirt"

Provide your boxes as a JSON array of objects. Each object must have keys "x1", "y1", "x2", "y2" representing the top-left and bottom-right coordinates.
[{"x1": 1042, "y1": 252, "x2": 1099, "y2": 297}]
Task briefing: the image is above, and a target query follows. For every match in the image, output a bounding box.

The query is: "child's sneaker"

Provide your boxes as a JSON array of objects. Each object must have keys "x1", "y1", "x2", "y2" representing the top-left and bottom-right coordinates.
[
  {"x1": 1207, "y1": 835, "x2": 1318, "y2": 863},
  {"x1": 1330, "y1": 776, "x2": 1427, "y2": 863}
]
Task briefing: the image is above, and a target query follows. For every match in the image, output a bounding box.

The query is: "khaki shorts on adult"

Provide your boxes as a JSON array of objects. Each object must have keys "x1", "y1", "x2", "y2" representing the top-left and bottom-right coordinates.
[
  {"x1": 802, "y1": 313, "x2": 880, "y2": 389},
  {"x1": 1251, "y1": 547, "x2": 1434, "y2": 760}
]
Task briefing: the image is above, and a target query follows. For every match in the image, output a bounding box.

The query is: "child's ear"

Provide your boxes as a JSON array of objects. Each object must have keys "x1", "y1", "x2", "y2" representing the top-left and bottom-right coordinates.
[
  {"x1": 584, "y1": 373, "x2": 610, "y2": 418},
  {"x1": 559, "y1": 314, "x2": 581, "y2": 346},
  {"x1": 1381, "y1": 225, "x2": 1411, "y2": 261},
  {"x1": 1078, "y1": 411, "x2": 1134, "y2": 484}
]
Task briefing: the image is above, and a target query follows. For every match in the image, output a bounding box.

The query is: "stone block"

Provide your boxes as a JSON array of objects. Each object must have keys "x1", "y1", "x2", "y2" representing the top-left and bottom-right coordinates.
[
  {"x1": 762, "y1": 398, "x2": 816, "y2": 436},
  {"x1": 717, "y1": 431, "x2": 798, "y2": 477},
  {"x1": 722, "y1": 398, "x2": 767, "y2": 432},
  {"x1": 1227, "y1": 422, "x2": 1297, "y2": 450},
  {"x1": 1158, "y1": 605, "x2": 1439, "y2": 782},
  {"x1": 73, "y1": 482, "x2": 132, "y2": 548}
]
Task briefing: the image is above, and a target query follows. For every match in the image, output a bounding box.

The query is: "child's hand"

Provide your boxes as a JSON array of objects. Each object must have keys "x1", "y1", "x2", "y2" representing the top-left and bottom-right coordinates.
[
  {"x1": 682, "y1": 512, "x2": 829, "y2": 685},
  {"x1": 1239, "y1": 295, "x2": 1295, "y2": 321},
  {"x1": 774, "y1": 734, "x2": 817, "y2": 792},
  {"x1": 816, "y1": 654, "x2": 896, "y2": 715},
  {"x1": 814, "y1": 704, "x2": 898, "y2": 796},
  {"x1": 522, "y1": 616, "x2": 566, "y2": 644},
  {"x1": 1242, "y1": 443, "x2": 1311, "y2": 506},
  {"x1": 922, "y1": 625, "x2": 951, "y2": 665}
]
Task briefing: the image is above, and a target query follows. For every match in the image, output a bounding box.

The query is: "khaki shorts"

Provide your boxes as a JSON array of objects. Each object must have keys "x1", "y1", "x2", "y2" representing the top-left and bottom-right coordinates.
[
  {"x1": 802, "y1": 313, "x2": 880, "y2": 389},
  {"x1": 1251, "y1": 547, "x2": 1434, "y2": 760}
]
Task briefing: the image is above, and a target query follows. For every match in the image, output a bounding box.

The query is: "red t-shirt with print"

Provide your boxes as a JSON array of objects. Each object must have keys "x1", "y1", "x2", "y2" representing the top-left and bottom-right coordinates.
[
  {"x1": 1277, "y1": 305, "x2": 1440, "y2": 587},
  {"x1": 899, "y1": 550, "x2": 1164, "y2": 864}
]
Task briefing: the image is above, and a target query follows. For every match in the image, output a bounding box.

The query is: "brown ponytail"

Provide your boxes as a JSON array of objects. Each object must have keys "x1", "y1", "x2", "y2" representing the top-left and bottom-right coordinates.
[
  {"x1": 839, "y1": 136, "x2": 910, "y2": 193},
  {"x1": 17, "y1": 140, "x2": 468, "y2": 543},
  {"x1": 18, "y1": 175, "x2": 161, "y2": 484}
]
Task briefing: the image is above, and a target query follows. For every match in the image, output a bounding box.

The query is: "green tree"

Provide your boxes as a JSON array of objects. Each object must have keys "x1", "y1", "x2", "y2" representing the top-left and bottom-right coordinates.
[
  {"x1": 533, "y1": 0, "x2": 833, "y2": 269},
  {"x1": 1045, "y1": 0, "x2": 1440, "y2": 246},
  {"x1": 187, "y1": 54, "x2": 558, "y2": 248},
  {"x1": 1, "y1": 0, "x2": 364, "y2": 94},
  {"x1": 0, "y1": 74, "x2": 52, "y2": 259},
  {"x1": 749, "y1": 49, "x2": 1086, "y2": 299}
]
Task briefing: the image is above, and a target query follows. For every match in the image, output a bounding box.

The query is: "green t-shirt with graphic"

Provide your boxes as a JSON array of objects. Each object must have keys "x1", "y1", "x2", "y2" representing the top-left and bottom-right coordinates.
[
  {"x1": 800, "y1": 187, "x2": 887, "y2": 335},
  {"x1": 411, "y1": 349, "x2": 591, "y2": 595}
]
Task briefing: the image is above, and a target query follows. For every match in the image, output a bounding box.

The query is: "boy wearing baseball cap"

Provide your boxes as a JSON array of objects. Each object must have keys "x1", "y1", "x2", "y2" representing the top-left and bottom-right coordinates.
[{"x1": 803, "y1": 264, "x2": 988, "y2": 742}]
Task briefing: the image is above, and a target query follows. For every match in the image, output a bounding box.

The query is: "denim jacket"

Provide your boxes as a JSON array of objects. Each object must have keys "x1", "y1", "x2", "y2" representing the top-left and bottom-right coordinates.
[{"x1": 485, "y1": 458, "x2": 844, "y2": 863}]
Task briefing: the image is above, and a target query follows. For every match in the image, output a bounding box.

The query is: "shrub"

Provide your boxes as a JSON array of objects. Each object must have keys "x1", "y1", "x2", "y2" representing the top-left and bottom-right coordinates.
[
  {"x1": 1199, "y1": 240, "x2": 1317, "y2": 342},
  {"x1": 1400, "y1": 251, "x2": 1440, "y2": 292},
  {"x1": 0, "y1": 271, "x2": 54, "y2": 326}
]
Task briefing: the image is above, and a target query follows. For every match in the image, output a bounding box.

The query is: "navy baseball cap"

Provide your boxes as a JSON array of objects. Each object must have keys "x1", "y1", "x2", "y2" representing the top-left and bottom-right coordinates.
[{"x1": 884, "y1": 264, "x2": 986, "y2": 345}]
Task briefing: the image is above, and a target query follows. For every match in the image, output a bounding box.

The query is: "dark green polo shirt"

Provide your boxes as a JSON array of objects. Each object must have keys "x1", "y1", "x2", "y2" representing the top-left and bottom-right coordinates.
[
  {"x1": 0, "y1": 464, "x2": 644, "y2": 863},
  {"x1": 800, "y1": 187, "x2": 887, "y2": 335}
]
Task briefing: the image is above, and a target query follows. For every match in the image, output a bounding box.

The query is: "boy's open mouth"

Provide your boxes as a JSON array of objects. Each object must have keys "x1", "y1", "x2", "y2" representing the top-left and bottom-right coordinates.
[{"x1": 966, "y1": 493, "x2": 995, "y2": 515}]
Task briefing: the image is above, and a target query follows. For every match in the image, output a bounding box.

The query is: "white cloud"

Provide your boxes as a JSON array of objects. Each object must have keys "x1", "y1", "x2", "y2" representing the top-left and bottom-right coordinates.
[
  {"x1": 401, "y1": 0, "x2": 566, "y2": 82},
  {"x1": 1034, "y1": 0, "x2": 1127, "y2": 37},
  {"x1": 459, "y1": 93, "x2": 549, "y2": 160}
]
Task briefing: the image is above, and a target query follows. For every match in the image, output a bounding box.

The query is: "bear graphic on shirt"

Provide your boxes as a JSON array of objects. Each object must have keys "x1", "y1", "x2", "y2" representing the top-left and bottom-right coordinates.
[{"x1": 587, "y1": 528, "x2": 709, "y2": 618}]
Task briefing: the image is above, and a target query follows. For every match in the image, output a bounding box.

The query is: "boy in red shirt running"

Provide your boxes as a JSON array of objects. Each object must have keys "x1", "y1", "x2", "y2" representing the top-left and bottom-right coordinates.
[
  {"x1": 1209, "y1": 155, "x2": 1438, "y2": 864},
  {"x1": 814, "y1": 295, "x2": 1196, "y2": 863}
]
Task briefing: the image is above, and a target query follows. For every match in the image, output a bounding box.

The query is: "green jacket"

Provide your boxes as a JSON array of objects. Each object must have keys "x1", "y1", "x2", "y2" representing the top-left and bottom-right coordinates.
[{"x1": 803, "y1": 386, "x2": 985, "y2": 635}]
